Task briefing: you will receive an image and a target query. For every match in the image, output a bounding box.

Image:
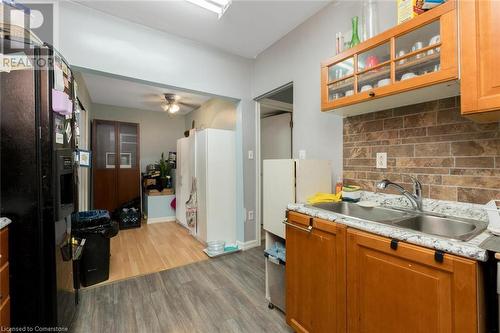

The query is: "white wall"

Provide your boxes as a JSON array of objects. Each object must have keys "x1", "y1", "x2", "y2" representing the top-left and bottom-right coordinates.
[
  {"x1": 185, "y1": 98, "x2": 237, "y2": 131},
  {"x1": 58, "y1": 1, "x2": 253, "y2": 242},
  {"x1": 261, "y1": 113, "x2": 292, "y2": 160},
  {"x1": 90, "y1": 104, "x2": 186, "y2": 172},
  {"x1": 253, "y1": 1, "x2": 397, "y2": 184}
]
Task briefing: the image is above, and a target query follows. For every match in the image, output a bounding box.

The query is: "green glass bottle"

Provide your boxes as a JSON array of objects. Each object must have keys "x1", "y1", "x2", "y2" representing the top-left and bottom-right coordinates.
[{"x1": 350, "y1": 16, "x2": 361, "y2": 48}]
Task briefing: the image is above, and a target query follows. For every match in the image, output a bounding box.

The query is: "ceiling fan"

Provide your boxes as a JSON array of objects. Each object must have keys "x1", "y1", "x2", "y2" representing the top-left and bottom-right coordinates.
[{"x1": 161, "y1": 93, "x2": 200, "y2": 114}]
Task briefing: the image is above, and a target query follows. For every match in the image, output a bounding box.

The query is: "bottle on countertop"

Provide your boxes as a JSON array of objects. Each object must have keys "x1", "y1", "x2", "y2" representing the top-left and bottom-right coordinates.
[{"x1": 335, "y1": 177, "x2": 343, "y2": 194}]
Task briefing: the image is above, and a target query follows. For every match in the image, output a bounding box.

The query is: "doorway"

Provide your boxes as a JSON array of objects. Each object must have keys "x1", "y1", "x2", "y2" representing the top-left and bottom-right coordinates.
[{"x1": 255, "y1": 83, "x2": 293, "y2": 243}]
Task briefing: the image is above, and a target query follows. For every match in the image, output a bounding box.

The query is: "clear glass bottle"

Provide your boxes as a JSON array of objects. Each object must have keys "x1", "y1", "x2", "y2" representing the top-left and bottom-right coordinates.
[
  {"x1": 362, "y1": 0, "x2": 379, "y2": 41},
  {"x1": 350, "y1": 16, "x2": 361, "y2": 48}
]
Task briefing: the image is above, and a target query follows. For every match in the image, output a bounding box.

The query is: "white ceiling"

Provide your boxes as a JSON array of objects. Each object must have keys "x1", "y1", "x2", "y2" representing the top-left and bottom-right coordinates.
[
  {"x1": 80, "y1": 71, "x2": 212, "y2": 114},
  {"x1": 76, "y1": 0, "x2": 332, "y2": 58}
]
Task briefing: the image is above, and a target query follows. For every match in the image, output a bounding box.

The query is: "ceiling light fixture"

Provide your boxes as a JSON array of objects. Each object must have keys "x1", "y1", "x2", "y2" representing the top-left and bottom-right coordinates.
[
  {"x1": 169, "y1": 104, "x2": 180, "y2": 114},
  {"x1": 185, "y1": 0, "x2": 231, "y2": 19},
  {"x1": 161, "y1": 102, "x2": 180, "y2": 114}
]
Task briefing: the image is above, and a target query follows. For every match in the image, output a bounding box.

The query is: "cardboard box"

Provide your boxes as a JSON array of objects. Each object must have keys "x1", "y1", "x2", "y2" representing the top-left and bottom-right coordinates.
[
  {"x1": 147, "y1": 188, "x2": 174, "y2": 196},
  {"x1": 398, "y1": 0, "x2": 446, "y2": 24},
  {"x1": 397, "y1": 0, "x2": 426, "y2": 24}
]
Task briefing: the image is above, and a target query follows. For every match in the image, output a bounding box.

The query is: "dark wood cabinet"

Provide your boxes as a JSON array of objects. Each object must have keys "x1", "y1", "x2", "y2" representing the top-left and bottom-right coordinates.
[
  {"x1": 285, "y1": 211, "x2": 346, "y2": 333},
  {"x1": 92, "y1": 120, "x2": 140, "y2": 212}
]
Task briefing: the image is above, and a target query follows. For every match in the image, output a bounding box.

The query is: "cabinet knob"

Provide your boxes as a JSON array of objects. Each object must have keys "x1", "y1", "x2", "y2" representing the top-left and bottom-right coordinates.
[{"x1": 369, "y1": 92, "x2": 375, "y2": 97}]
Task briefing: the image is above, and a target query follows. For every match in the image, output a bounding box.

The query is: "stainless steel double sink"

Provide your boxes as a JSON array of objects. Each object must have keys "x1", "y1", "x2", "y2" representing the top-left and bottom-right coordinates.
[{"x1": 311, "y1": 202, "x2": 487, "y2": 241}]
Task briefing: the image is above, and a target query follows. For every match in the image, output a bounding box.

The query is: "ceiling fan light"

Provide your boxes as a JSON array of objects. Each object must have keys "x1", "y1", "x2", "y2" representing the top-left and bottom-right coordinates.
[
  {"x1": 161, "y1": 103, "x2": 169, "y2": 112},
  {"x1": 169, "y1": 104, "x2": 180, "y2": 114}
]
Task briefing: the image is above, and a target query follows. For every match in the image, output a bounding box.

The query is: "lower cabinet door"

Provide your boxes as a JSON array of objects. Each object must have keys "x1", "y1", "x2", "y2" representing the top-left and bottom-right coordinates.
[
  {"x1": 285, "y1": 212, "x2": 346, "y2": 333},
  {"x1": 347, "y1": 229, "x2": 478, "y2": 333}
]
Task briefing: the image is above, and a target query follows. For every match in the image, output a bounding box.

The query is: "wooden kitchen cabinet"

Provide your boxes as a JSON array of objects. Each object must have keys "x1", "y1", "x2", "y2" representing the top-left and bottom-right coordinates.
[
  {"x1": 321, "y1": 0, "x2": 458, "y2": 116},
  {"x1": 347, "y1": 229, "x2": 479, "y2": 333},
  {"x1": 460, "y1": 0, "x2": 500, "y2": 122},
  {"x1": 92, "y1": 120, "x2": 140, "y2": 212},
  {"x1": 285, "y1": 211, "x2": 346, "y2": 333}
]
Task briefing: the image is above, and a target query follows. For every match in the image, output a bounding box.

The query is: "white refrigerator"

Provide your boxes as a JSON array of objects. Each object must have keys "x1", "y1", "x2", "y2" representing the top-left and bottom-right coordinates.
[
  {"x1": 175, "y1": 131, "x2": 196, "y2": 229},
  {"x1": 176, "y1": 129, "x2": 236, "y2": 243},
  {"x1": 263, "y1": 159, "x2": 332, "y2": 239}
]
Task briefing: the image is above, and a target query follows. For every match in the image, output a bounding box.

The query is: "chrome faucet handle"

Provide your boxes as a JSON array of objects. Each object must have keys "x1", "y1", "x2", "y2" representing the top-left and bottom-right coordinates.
[{"x1": 402, "y1": 175, "x2": 422, "y2": 196}]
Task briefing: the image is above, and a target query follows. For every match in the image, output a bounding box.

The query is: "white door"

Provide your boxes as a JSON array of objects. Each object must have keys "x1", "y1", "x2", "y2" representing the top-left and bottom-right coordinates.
[
  {"x1": 263, "y1": 159, "x2": 295, "y2": 239},
  {"x1": 260, "y1": 113, "x2": 292, "y2": 160}
]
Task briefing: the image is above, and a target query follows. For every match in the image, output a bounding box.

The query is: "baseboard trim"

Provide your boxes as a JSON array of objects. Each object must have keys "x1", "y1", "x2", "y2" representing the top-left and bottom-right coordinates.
[
  {"x1": 236, "y1": 239, "x2": 259, "y2": 251},
  {"x1": 147, "y1": 216, "x2": 176, "y2": 224}
]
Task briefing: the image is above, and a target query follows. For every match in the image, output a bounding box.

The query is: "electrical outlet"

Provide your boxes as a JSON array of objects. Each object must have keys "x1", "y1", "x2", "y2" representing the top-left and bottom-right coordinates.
[
  {"x1": 247, "y1": 210, "x2": 254, "y2": 221},
  {"x1": 248, "y1": 150, "x2": 254, "y2": 160},
  {"x1": 299, "y1": 150, "x2": 306, "y2": 160},
  {"x1": 376, "y1": 152, "x2": 387, "y2": 169}
]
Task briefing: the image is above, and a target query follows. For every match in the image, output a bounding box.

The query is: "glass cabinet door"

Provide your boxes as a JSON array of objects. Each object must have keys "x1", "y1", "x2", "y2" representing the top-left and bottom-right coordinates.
[
  {"x1": 328, "y1": 76, "x2": 355, "y2": 101},
  {"x1": 327, "y1": 57, "x2": 354, "y2": 101},
  {"x1": 119, "y1": 124, "x2": 138, "y2": 169},
  {"x1": 328, "y1": 57, "x2": 354, "y2": 82},
  {"x1": 394, "y1": 20, "x2": 441, "y2": 82},
  {"x1": 357, "y1": 42, "x2": 391, "y2": 92}
]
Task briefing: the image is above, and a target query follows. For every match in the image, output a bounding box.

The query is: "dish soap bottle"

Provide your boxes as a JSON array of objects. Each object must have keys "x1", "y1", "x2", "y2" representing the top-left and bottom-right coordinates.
[
  {"x1": 350, "y1": 16, "x2": 361, "y2": 48},
  {"x1": 335, "y1": 177, "x2": 343, "y2": 195}
]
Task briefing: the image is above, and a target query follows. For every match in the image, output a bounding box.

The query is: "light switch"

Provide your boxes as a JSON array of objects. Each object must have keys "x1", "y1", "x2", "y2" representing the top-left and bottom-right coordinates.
[
  {"x1": 299, "y1": 150, "x2": 306, "y2": 160},
  {"x1": 247, "y1": 210, "x2": 254, "y2": 221},
  {"x1": 248, "y1": 150, "x2": 254, "y2": 160},
  {"x1": 376, "y1": 152, "x2": 387, "y2": 169}
]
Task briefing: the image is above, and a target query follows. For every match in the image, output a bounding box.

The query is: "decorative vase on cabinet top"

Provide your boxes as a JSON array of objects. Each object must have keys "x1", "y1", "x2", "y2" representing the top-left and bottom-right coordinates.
[{"x1": 350, "y1": 16, "x2": 361, "y2": 48}]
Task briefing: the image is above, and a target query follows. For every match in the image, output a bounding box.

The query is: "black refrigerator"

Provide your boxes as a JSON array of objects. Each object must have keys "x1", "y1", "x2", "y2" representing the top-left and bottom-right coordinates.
[{"x1": 0, "y1": 40, "x2": 78, "y2": 328}]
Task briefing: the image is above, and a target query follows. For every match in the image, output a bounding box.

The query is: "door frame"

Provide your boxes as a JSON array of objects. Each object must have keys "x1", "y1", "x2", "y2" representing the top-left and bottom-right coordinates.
[{"x1": 254, "y1": 82, "x2": 293, "y2": 246}]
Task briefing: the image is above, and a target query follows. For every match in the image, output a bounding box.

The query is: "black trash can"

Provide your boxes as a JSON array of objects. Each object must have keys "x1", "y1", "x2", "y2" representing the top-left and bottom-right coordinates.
[{"x1": 72, "y1": 210, "x2": 119, "y2": 287}]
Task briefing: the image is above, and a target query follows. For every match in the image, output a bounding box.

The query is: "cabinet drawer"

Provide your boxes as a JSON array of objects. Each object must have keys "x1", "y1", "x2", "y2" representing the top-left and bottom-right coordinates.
[
  {"x1": 0, "y1": 264, "x2": 8, "y2": 304},
  {"x1": 347, "y1": 228, "x2": 474, "y2": 270},
  {"x1": 0, "y1": 297, "x2": 10, "y2": 329},
  {"x1": 0, "y1": 229, "x2": 7, "y2": 267},
  {"x1": 286, "y1": 211, "x2": 312, "y2": 228}
]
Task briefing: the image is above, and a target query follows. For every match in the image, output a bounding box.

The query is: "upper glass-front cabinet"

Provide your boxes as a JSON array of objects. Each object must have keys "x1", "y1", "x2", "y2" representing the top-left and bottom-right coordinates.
[
  {"x1": 395, "y1": 20, "x2": 441, "y2": 82},
  {"x1": 321, "y1": 0, "x2": 458, "y2": 111}
]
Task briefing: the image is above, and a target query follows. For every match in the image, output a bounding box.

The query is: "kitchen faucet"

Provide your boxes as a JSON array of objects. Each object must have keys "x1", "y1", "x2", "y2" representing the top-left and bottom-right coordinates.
[{"x1": 376, "y1": 176, "x2": 423, "y2": 212}]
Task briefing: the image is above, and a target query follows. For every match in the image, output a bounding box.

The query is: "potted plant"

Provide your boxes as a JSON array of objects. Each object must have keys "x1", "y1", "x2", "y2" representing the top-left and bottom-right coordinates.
[{"x1": 158, "y1": 152, "x2": 171, "y2": 190}]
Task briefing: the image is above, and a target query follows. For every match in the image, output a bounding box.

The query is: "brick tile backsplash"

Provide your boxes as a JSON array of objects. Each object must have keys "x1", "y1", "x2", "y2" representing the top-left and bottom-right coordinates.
[{"x1": 343, "y1": 97, "x2": 500, "y2": 204}]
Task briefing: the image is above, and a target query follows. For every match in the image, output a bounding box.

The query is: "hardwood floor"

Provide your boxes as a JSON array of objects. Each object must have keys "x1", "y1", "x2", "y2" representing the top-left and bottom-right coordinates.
[
  {"x1": 70, "y1": 246, "x2": 291, "y2": 333},
  {"x1": 96, "y1": 221, "x2": 208, "y2": 286}
]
